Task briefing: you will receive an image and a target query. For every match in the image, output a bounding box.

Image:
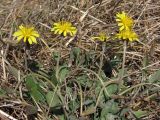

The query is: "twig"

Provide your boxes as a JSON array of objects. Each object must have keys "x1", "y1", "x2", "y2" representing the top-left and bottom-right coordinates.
[
  {"x1": 0, "y1": 109, "x2": 17, "y2": 120},
  {"x1": 1, "y1": 49, "x2": 6, "y2": 82},
  {"x1": 38, "y1": 22, "x2": 52, "y2": 29},
  {"x1": 141, "y1": 61, "x2": 160, "y2": 70},
  {"x1": 69, "y1": 5, "x2": 107, "y2": 25},
  {"x1": 65, "y1": 36, "x2": 75, "y2": 47}
]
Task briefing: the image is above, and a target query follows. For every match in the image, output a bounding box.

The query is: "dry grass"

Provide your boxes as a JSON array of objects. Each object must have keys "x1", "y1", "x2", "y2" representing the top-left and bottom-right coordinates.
[{"x1": 0, "y1": 0, "x2": 160, "y2": 120}]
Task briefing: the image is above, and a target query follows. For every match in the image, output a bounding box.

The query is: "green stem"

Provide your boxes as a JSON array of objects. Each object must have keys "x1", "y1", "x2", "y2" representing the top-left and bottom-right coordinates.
[
  {"x1": 119, "y1": 83, "x2": 160, "y2": 95},
  {"x1": 98, "y1": 43, "x2": 106, "y2": 75},
  {"x1": 119, "y1": 41, "x2": 127, "y2": 81}
]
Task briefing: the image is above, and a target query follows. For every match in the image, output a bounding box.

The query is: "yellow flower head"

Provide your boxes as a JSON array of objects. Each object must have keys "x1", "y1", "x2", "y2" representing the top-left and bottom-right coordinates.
[
  {"x1": 116, "y1": 29, "x2": 138, "y2": 42},
  {"x1": 51, "y1": 21, "x2": 77, "y2": 37},
  {"x1": 116, "y1": 11, "x2": 134, "y2": 31},
  {"x1": 92, "y1": 32, "x2": 109, "y2": 42},
  {"x1": 13, "y1": 25, "x2": 39, "y2": 44}
]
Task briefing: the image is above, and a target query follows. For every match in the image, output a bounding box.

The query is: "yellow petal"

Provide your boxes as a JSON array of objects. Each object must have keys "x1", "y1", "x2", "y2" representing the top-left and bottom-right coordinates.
[
  {"x1": 67, "y1": 22, "x2": 72, "y2": 26},
  {"x1": 116, "y1": 19, "x2": 121, "y2": 22},
  {"x1": 63, "y1": 31, "x2": 67, "y2": 36},
  {"x1": 118, "y1": 23, "x2": 123, "y2": 26},
  {"x1": 54, "y1": 23, "x2": 59, "y2": 26},
  {"x1": 125, "y1": 27, "x2": 130, "y2": 30},
  {"x1": 30, "y1": 36, "x2": 37, "y2": 44},
  {"x1": 69, "y1": 31, "x2": 73, "y2": 36},
  {"x1": 72, "y1": 30, "x2": 76, "y2": 35},
  {"x1": 17, "y1": 35, "x2": 24, "y2": 41},
  {"x1": 119, "y1": 26, "x2": 124, "y2": 31},
  {"x1": 51, "y1": 28, "x2": 55, "y2": 31},
  {"x1": 28, "y1": 38, "x2": 33, "y2": 44},
  {"x1": 122, "y1": 11, "x2": 126, "y2": 16},
  {"x1": 92, "y1": 37, "x2": 99, "y2": 39},
  {"x1": 53, "y1": 26, "x2": 59, "y2": 29},
  {"x1": 58, "y1": 30, "x2": 63, "y2": 34},
  {"x1": 24, "y1": 37, "x2": 27, "y2": 42},
  {"x1": 32, "y1": 31, "x2": 39, "y2": 37},
  {"x1": 54, "y1": 29, "x2": 59, "y2": 34},
  {"x1": 71, "y1": 27, "x2": 76, "y2": 30},
  {"x1": 116, "y1": 14, "x2": 121, "y2": 18},
  {"x1": 129, "y1": 38, "x2": 132, "y2": 41},
  {"x1": 19, "y1": 25, "x2": 24, "y2": 30},
  {"x1": 13, "y1": 31, "x2": 23, "y2": 37},
  {"x1": 123, "y1": 36, "x2": 126, "y2": 39}
]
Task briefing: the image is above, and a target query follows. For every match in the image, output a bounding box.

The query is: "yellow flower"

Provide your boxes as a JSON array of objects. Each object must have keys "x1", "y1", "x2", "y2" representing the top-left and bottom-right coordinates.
[
  {"x1": 116, "y1": 29, "x2": 138, "y2": 42},
  {"x1": 13, "y1": 25, "x2": 39, "y2": 44},
  {"x1": 92, "y1": 32, "x2": 109, "y2": 42},
  {"x1": 116, "y1": 11, "x2": 134, "y2": 31},
  {"x1": 51, "y1": 21, "x2": 77, "y2": 36}
]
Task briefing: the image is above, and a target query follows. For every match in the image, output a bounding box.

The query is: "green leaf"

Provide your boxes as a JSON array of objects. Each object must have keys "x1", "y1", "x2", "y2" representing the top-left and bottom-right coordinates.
[
  {"x1": 68, "y1": 115, "x2": 78, "y2": 120},
  {"x1": 101, "y1": 100, "x2": 119, "y2": 116},
  {"x1": 142, "y1": 54, "x2": 149, "y2": 68},
  {"x1": 25, "y1": 105, "x2": 38, "y2": 115},
  {"x1": 148, "y1": 69, "x2": 160, "y2": 83},
  {"x1": 133, "y1": 110, "x2": 148, "y2": 118},
  {"x1": 0, "y1": 88, "x2": 6, "y2": 97},
  {"x1": 7, "y1": 65, "x2": 21, "y2": 79},
  {"x1": 26, "y1": 75, "x2": 37, "y2": 91},
  {"x1": 77, "y1": 75, "x2": 93, "y2": 88},
  {"x1": 30, "y1": 87, "x2": 45, "y2": 102},
  {"x1": 50, "y1": 69, "x2": 58, "y2": 85},
  {"x1": 58, "y1": 115, "x2": 65, "y2": 120},
  {"x1": 68, "y1": 100, "x2": 79, "y2": 112},
  {"x1": 106, "y1": 84, "x2": 118, "y2": 96},
  {"x1": 26, "y1": 75, "x2": 45, "y2": 102},
  {"x1": 58, "y1": 66, "x2": 69, "y2": 82},
  {"x1": 120, "y1": 108, "x2": 129, "y2": 117},
  {"x1": 70, "y1": 47, "x2": 81, "y2": 65},
  {"x1": 105, "y1": 113, "x2": 118, "y2": 120},
  {"x1": 53, "y1": 52, "x2": 61, "y2": 61},
  {"x1": 46, "y1": 91, "x2": 61, "y2": 108},
  {"x1": 71, "y1": 47, "x2": 81, "y2": 59},
  {"x1": 118, "y1": 68, "x2": 127, "y2": 79}
]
